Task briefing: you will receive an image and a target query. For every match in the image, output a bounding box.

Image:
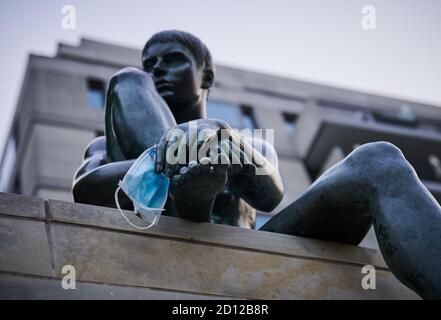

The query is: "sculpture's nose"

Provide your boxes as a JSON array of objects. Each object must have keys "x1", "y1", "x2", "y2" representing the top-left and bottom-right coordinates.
[{"x1": 153, "y1": 59, "x2": 166, "y2": 77}]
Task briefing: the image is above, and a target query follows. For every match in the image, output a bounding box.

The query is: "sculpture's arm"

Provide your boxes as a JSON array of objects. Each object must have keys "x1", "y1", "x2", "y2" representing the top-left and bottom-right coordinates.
[
  {"x1": 154, "y1": 119, "x2": 284, "y2": 214},
  {"x1": 228, "y1": 133, "x2": 284, "y2": 212},
  {"x1": 72, "y1": 137, "x2": 135, "y2": 208}
]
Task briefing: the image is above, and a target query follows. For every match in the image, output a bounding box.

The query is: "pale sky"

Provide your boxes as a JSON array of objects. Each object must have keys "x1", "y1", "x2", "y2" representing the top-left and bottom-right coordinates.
[{"x1": 0, "y1": 0, "x2": 440, "y2": 159}]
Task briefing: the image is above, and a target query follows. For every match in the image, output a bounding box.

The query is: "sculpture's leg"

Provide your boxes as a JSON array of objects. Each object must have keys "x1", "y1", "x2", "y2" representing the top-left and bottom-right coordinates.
[
  {"x1": 261, "y1": 142, "x2": 441, "y2": 299},
  {"x1": 105, "y1": 67, "x2": 177, "y2": 161},
  {"x1": 260, "y1": 149, "x2": 373, "y2": 245}
]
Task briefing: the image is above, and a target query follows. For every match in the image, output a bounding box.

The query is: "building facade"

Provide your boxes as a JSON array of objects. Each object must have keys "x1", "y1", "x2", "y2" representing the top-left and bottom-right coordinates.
[{"x1": 2, "y1": 38, "x2": 441, "y2": 249}]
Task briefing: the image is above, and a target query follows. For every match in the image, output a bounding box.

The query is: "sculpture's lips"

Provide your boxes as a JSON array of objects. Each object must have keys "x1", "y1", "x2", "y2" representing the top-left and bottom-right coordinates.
[{"x1": 155, "y1": 79, "x2": 173, "y2": 91}]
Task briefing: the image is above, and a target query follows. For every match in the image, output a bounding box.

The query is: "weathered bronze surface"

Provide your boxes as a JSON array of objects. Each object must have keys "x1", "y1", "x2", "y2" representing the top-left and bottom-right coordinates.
[{"x1": 72, "y1": 30, "x2": 441, "y2": 299}]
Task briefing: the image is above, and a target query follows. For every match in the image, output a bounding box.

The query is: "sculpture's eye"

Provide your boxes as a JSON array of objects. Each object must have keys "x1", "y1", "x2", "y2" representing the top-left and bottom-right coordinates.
[
  {"x1": 143, "y1": 58, "x2": 156, "y2": 72},
  {"x1": 163, "y1": 52, "x2": 187, "y2": 65}
]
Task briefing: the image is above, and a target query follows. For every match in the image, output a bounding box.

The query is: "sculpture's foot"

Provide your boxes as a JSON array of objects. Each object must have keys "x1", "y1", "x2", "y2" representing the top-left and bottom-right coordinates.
[
  {"x1": 169, "y1": 156, "x2": 230, "y2": 222},
  {"x1": 260, "y1": 187, "x2": 372, "y2": 245}
]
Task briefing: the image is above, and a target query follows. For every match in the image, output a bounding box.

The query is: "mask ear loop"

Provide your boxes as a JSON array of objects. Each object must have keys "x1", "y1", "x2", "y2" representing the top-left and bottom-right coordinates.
[{"x1": 114, "y1": 184, "x2": 159, "y2": 230}]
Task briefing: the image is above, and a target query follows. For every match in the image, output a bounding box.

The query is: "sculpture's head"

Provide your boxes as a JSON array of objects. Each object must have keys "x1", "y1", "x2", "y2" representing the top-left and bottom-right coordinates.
[{"x1": 142, "y1": 30, "x2": 215, "y2": 113}]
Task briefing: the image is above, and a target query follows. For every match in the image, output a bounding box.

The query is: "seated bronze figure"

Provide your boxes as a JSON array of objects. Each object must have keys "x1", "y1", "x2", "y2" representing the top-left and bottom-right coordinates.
[{"x1": 72, "y1": 30, "x2": 441, "y2": 299}]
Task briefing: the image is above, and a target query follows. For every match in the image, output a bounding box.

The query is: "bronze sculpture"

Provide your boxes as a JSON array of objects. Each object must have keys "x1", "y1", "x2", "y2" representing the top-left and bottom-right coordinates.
[{"x1": 73, "y1": 30, "x2": 441, "y2": 299}]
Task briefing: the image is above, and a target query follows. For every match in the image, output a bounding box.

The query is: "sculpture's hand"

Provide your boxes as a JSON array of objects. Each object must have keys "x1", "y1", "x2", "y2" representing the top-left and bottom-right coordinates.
[
  {"x1": 154, "y1": 119, "x2": 231, "y2": 177},
  {"x1": 218, "y1": 139, "x2": 257, "y2": 177},
  {"x1": 219, "y1": 133, "x2": 285, "y2": 212}
]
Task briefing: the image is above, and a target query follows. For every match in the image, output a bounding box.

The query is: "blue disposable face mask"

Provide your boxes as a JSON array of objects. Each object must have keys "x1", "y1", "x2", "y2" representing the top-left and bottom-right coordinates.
[{"x1": 114, "y1": 146, "x2": 170, "y2": 230}]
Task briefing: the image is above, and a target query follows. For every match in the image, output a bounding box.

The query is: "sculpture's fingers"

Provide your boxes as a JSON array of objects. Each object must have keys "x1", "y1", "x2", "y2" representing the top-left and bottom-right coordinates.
[
  {"x1": 187, "y1": 128, "x2": 198, "y2": 164},
  {"x1": 199, "y1": 157, "x2": 212, "y2": 165},
  {"x1": 225, "y1": 140, "x2": 243, "y2": 166},
  {"x1": 190, "y1": 158, "x2": 212, "y2": 176},
  {"x1": 163, "y1": 133, "x2": 184, "y2": 177},
  {"x1": 204, "y1": 141, "x2": 220, "y2": 164},
  {"x1": 229, "y1": 139, "x2": 253, "y2": 166},
  {"x1": 219, "y1": 140, "x2": 230, "y2": 156},
  {"x1": 155, "y1": 129, "x2": 170, "y2": 173},
  {"x1": 221, "y1": 139, "x2": 256, "y2": 175},
  {"x1": 216, "y1": 151, "x2": 231, "y2": 171},
  {"x1": 197, "y1": 128, "x2": 214, "y2": 147},
  {"x1": 188, "y1": 160, "x2": 198, "y2": 168},
  {"x1": 183, "y1": 163, "x2": 201, "y2": 175},
  {"x1": 176, "y1": 133, "x2": 188, "y2": 167},
  {"x1": 197, "y1": 129, "x2": 218, "y2": 162},
  {"x1": 220, "y1": 139, "x2": 242, "y2": 167},
  {"x1": 223, "y1": 140, "x2": 244, "y2": 176},
  {"x1": 179, "y1": 166, "x2": 190, "y2": 175}
]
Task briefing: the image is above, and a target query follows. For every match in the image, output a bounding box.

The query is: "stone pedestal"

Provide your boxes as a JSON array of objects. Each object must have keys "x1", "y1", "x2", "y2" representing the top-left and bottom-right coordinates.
[{"x1": 0, "y1": 192, "x2": 418, "y2": 299}]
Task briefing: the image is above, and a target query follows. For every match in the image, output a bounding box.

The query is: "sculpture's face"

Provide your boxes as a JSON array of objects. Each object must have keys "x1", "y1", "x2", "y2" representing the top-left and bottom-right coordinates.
[{"x1": 142, "y1": 42, "x2": 204, "y2": 112}]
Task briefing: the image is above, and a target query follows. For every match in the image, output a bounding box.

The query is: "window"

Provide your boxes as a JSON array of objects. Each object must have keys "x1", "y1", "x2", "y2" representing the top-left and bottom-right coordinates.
[
  {"x1": 207, "y1": 101, "x2": 258, "y2": 130},
  {"x1": 241, "y1": 106, "x2": 258, "y2": 130},
  {"x1": 207, "y1": 101, "x2": 241, "y2": 128},
  {"x1": 429, "y1": 155, "x2": 441, "y2": 180},
  {"x1": 283, "y1": 113, "x2": 297, "y2": 137},
  {"x1": 87, "y1": 79, "x2": 105, "y2": 109},
  {"x1": 372, "y1": 105, "x2": 418, "y2": 128},
  {"x1": 355, "y1": 111, "x2": 371, "y2": 122}
]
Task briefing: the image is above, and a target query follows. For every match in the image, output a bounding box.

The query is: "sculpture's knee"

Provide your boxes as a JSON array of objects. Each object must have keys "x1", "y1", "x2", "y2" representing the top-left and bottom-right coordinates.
[
  {"x1": 351, "y1": 141, "x2": 403, "y2": 162},
  {"x1": 108, "y1": 67, "x2": 154, "y2": 94},
  {"x1": 348, "y1": 141, "x2": 413, "y2": 180}
]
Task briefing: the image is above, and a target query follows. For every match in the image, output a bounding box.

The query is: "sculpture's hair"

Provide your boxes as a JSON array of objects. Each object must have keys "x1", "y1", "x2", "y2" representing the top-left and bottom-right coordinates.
[{"x1": 142, "y1": 30, "x2": 215, "y2": 83}]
